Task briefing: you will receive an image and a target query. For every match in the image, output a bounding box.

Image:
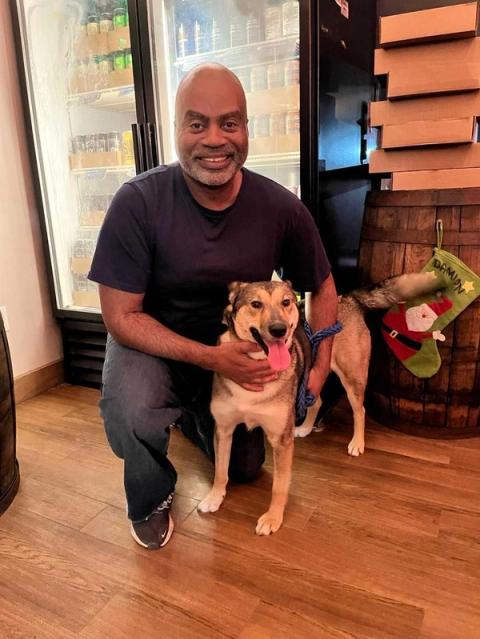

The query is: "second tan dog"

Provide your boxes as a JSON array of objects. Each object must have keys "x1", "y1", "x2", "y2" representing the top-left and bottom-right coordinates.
[{"x1": 198, "y1": 272, "x2": 438, "y2": 535}]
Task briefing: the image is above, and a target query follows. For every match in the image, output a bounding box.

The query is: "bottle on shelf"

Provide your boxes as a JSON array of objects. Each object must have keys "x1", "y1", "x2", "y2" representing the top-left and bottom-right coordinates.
[
  {"x1": 211, "y1": 17, "x2": 228, "y2": 51},
  {"x1": 86, "y1": 54, "x2": 100, "y2": 90},
  {"x1": 98, "y1": 53, "x2": 113, "y2": 87},
  {"x1": 125, "y1": 48, "x2": 132, "y2": 68},
  {"x1": 107, "y1": 131, "x2": 122, "y2": 152},
  {"x1": 267, "y1": 62, "x2": 284, "y2": 89},
  {"x1": 230, "y1": 14, "x2": 247, "y2": 48},
  {"x1": 194, "y1": 19, "x2": 205, "y2": 54},
  {"x1": 177, "y1": 23, "x2": 189, "y2": 58},
  {"x1": 96, "y1": 133, "x2": 108, "y2": 153},
  {"x1": 270, "y1": 112, "x2": 287, "y2": 136},
  {"x1": 71, "y1": 59, "x2": 89, "y2": 93},
  {"x1": 246, "y1": 13, "x2": 262, "y2": 44},
  {"x1": 99, "y1": 9, "x2": 113, "y2": 32},
  {"x1": 112, "y1": 49, "x2": 126, "y2": 70},
  {"x1": 113, "y1": 0, "x2": 128, "y2": 29},
  {"x1": 281, "y1": 0, "x2": 299, "y2": 36},
  {"x1": 264, "y1": 2, "x2": 282, "y2": 41},
  {"x1": 285, "y1": 109, "x2": 300, "y2": 135},
  {"x1": 194, "y1": 13, "x2": 213, "y2": 54},
  {"x1": 84, "y1": 134, "x2": 97, "y2": 153},
  {"x1": 284, "y1": 58, "x2": 300, "y2": 86},
  {"x1": 121, "y1": 130, "x2": 134, "y2": 165},
  {"x1": 86, "y1": 1, "x2": 100, "y2": 36},
  {"x1": 235, "y1": 67, "x2": 251, "y2": 93},
  {"x1": 250, "y1": 65, "x2": 268, "y2": 92},
  {"x1": 254, "y1": 114, "x2": 270, "y2": 138},
  {"x1": 71, "y1": 135, "x2": 86, "y2": 154}
]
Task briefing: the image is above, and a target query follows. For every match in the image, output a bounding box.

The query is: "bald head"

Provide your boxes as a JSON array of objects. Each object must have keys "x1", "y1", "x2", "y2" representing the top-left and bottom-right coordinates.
[
  {"x1": 175, "y1": 63, "x2": 247, "y2": 125},
  {"x1": 174, "y1": 63, "x2": 249, "y2": 190}
]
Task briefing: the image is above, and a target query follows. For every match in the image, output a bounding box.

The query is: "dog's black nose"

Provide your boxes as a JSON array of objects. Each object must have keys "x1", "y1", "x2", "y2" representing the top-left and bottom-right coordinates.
[{"x1": 268, "y1": 323, "x2": 287, "y2": 338}]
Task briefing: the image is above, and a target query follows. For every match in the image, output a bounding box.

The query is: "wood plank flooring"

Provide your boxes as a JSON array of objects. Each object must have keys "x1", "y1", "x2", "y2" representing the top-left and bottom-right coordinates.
[{"x1": 1, "y1": 384, "x2": 479, "y2": 638}]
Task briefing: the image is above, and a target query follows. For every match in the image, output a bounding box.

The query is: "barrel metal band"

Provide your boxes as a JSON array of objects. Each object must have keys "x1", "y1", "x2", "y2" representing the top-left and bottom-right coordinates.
[{"x1": 360, "y1": 227, "x2": 480, "y2": 245}]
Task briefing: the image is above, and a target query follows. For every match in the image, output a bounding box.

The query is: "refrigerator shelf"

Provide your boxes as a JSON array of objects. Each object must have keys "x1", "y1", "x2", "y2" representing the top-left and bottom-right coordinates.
[
  {"x1": 246, "y1": 151, "x2": 299, "y2": 168},
  {"x1": 67, "y1": 85, "x2": 135, "y2": 111},
  {"x1": 70, "y1": 296, "x2": 101, "y2": 312},
  {"x1": 71, "y1": 165, "x2": 135, "y2": 175},
  {"x1": 175, "y1": 34, "x2": 299, "y2": 70}
]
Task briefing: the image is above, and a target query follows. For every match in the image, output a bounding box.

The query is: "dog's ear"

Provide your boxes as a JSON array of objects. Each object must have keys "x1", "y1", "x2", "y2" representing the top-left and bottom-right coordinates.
[
  {"x1": 283, "y1": 280, "x2": 298, "y2": 301},
  {"x1": 228, "y1": 281, "x2": 248, "y2": 305},
  {"x1": 283, "y1": 280, "x2": 301, "y2": 310},
  {"x1": 223, "y1": 282, "x2": 247, "y2": 333}
]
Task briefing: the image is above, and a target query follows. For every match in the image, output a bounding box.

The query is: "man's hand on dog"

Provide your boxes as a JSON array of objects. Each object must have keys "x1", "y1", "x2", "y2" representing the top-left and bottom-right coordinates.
[{"x1": 211, "y1": 342, "x2": 278, "y2": 391}]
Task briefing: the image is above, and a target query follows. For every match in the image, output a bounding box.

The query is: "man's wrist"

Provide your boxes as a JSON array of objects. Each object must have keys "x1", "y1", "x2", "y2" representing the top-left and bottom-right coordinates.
[{"x1": 195, "y1": 344, "x2": 217, "y2": 371}]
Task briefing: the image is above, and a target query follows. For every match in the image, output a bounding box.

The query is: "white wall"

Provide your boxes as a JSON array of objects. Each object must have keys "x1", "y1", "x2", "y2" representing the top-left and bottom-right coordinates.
[{"x1": 0, "y1": 1, "x2": 62, "y2": 377}]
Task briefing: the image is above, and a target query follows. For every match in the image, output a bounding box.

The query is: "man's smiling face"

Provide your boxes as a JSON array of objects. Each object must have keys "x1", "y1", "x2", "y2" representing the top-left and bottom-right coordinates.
[{"x1": 174, "y1": 67, "x2": 249, "y2": 188}]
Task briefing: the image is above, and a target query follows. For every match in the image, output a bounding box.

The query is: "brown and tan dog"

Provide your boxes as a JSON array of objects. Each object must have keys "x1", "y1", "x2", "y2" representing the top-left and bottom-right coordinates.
[
  {"x1": 198, "y1": 280, "x2": 318, "y2": 535},
  {"x1": 198, "y1": 272, "x2": 438, "y2": 535}
]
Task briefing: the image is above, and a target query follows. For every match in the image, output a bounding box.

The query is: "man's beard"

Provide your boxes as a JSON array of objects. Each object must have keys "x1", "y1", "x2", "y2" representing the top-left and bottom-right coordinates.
[{"x1": 179, "y1": 148, "x2": 247, "y2": 187}]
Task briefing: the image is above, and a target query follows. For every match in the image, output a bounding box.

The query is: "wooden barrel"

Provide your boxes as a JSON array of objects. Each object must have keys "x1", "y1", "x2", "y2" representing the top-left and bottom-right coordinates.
[
  {"x1": 358, "y1": 188, "x2": 480, "y2": 438},
  {"x1": 0, "y1": 312, "x2": 19, "y2": 513}
]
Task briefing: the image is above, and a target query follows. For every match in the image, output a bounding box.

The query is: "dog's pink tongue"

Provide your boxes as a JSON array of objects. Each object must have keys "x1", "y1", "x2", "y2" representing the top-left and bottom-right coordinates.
[{"x1": 267, "y1": 342, "x2": 291, "y2": 372}]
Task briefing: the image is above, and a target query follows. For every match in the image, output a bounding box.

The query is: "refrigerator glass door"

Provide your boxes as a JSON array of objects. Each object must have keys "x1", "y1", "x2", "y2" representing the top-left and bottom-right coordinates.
[
  {"x1": 15, "y1": 0, "x2": 137, "y2": 313},
  {"x1": 147, "y1": 0, "x2": 300, "y2": 196}
]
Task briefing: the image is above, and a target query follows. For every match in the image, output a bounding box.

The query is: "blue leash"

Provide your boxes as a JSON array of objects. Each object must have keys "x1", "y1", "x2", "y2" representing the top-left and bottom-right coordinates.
[{"x1": 295, "y1": 319, "x2": 343, "y2": 425}]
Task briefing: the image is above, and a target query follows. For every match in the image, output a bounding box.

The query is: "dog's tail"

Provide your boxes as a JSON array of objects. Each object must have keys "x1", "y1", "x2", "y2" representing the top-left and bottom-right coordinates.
[{"x1": 350, "y1": 271, "x2": 441, "y2": 309}]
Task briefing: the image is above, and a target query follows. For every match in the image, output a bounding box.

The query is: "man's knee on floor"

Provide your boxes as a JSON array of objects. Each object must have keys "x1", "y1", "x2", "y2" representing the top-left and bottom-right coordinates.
[
  {"x1": 228, "y1": 454, "x2": 265, "y2": 483},
  {"x1": 228, "y1": 425, "x2": 265, "y2": 483}
]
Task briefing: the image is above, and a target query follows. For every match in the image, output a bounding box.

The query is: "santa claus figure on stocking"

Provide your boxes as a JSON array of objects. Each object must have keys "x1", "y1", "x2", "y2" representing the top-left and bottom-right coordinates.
[{"x1": 381, "y1": 297, "x2": 453, "y2": 362}]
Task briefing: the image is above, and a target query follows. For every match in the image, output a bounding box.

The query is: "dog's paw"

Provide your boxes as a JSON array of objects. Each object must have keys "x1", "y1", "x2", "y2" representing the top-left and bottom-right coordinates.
[
  {"x1": 197, "y1": 490, "x2": 225, "y2": 513},
  {"x1": 255, "y1": 511, "x2": 283, "y2": 535},
  {"x1": 294, "y1": 424, "x2": 313, "y2": 438},
  {"x1": 348, "y1": 437, "x2": 365, "y2": 457}
]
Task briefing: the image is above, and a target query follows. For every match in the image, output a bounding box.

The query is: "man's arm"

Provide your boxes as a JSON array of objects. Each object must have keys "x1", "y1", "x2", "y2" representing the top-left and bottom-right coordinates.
[
  {"x1": 305, "y1": 273, "x2": 338, "y2": 397},
  {"x1": 99, "y1": 284, "x2": 277, "y2": 391}
]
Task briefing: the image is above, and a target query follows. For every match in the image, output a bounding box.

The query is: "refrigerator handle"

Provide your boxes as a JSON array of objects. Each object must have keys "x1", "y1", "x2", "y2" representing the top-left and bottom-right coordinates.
[
  {"x1": 144, "y1": 122, "x2": 156, "y2": 169},
  {"x1": 146, "y1": 122, "x2": 159, "y2": 168},
  {"x1": 132, "y1": 123, "x2": 145, "y2": 174}
]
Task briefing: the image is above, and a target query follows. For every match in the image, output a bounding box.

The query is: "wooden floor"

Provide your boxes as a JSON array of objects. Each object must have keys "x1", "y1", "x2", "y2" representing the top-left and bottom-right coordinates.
[{"x1": 1, "y1": 385, "x2": 480, "y2": 638}]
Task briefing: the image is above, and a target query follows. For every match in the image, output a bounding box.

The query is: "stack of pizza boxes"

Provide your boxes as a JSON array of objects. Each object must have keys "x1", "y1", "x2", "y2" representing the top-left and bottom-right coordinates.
[{"x1": 369, "y1": 2, "x2": 480, "y2": 190}]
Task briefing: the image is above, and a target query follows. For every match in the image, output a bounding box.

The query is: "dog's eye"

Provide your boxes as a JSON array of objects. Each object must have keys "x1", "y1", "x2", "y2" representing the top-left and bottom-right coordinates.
[
  {"x1": 282, "y1": 299, "x2": 291, "y2": 307},
  {"x1": 251, "y1": 300, "x2": 263, "y2": 309}
]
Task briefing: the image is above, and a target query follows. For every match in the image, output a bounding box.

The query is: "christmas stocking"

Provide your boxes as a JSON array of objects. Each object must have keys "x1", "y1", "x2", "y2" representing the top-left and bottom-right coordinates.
[{"x1": 381, "y1": 221, "x2": 480, "y2": 378}]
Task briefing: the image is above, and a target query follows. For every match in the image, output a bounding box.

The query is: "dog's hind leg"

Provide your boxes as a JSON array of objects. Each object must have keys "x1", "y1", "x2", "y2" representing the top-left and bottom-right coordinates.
[
  {"x1": 334, "y1": 366, "x2": 366, "y2": 456},
  {"x1": 295, "y1": 396, "x2": 322, "y2": 438},
  {"x1": 256, "y1": 424, "x2": 294, "y2": 535},
  {"x1": 198, "y1": 420, "x2": 236, "y2": 513}
]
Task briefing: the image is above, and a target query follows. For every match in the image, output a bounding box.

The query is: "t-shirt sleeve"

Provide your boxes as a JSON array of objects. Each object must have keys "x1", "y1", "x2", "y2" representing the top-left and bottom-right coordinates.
[
  {"x1": 88, "y1": 182, "x2": 152, "y2": 293},
  {"x1": 280, "y1": 201, "x2": 331, "y2": 292}
]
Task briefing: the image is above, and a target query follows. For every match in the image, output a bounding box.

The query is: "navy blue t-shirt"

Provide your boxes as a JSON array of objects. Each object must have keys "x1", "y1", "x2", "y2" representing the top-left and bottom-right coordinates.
[{"x1": 89, "y1": 164, "x2": 330, "y2": 345}]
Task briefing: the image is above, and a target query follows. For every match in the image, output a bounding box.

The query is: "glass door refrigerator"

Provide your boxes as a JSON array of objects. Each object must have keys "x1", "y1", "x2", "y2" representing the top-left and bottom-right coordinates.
[
  {"x1": 12, "y1": 0, "x2": 143, "y2": 385},
  {"x1": 11, "y1": 0, "x2": 319, "y2": 386}
]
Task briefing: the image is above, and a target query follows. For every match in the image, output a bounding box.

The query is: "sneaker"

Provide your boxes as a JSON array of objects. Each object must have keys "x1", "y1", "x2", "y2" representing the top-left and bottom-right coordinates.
[{"x1": 130, "y1": 493, "x2": 174, "y2": 550}]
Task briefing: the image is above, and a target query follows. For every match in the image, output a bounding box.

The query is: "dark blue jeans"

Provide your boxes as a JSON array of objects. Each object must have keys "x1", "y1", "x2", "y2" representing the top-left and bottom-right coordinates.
[{"x1": 100, "y1": 336, "x2": 265, "y2": 521}]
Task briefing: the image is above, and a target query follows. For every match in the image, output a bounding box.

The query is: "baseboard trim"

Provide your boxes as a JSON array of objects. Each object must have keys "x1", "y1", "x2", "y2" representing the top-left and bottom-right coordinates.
[{"x1": 14, "y1": 360, "x2": 64, "y2": 404}]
